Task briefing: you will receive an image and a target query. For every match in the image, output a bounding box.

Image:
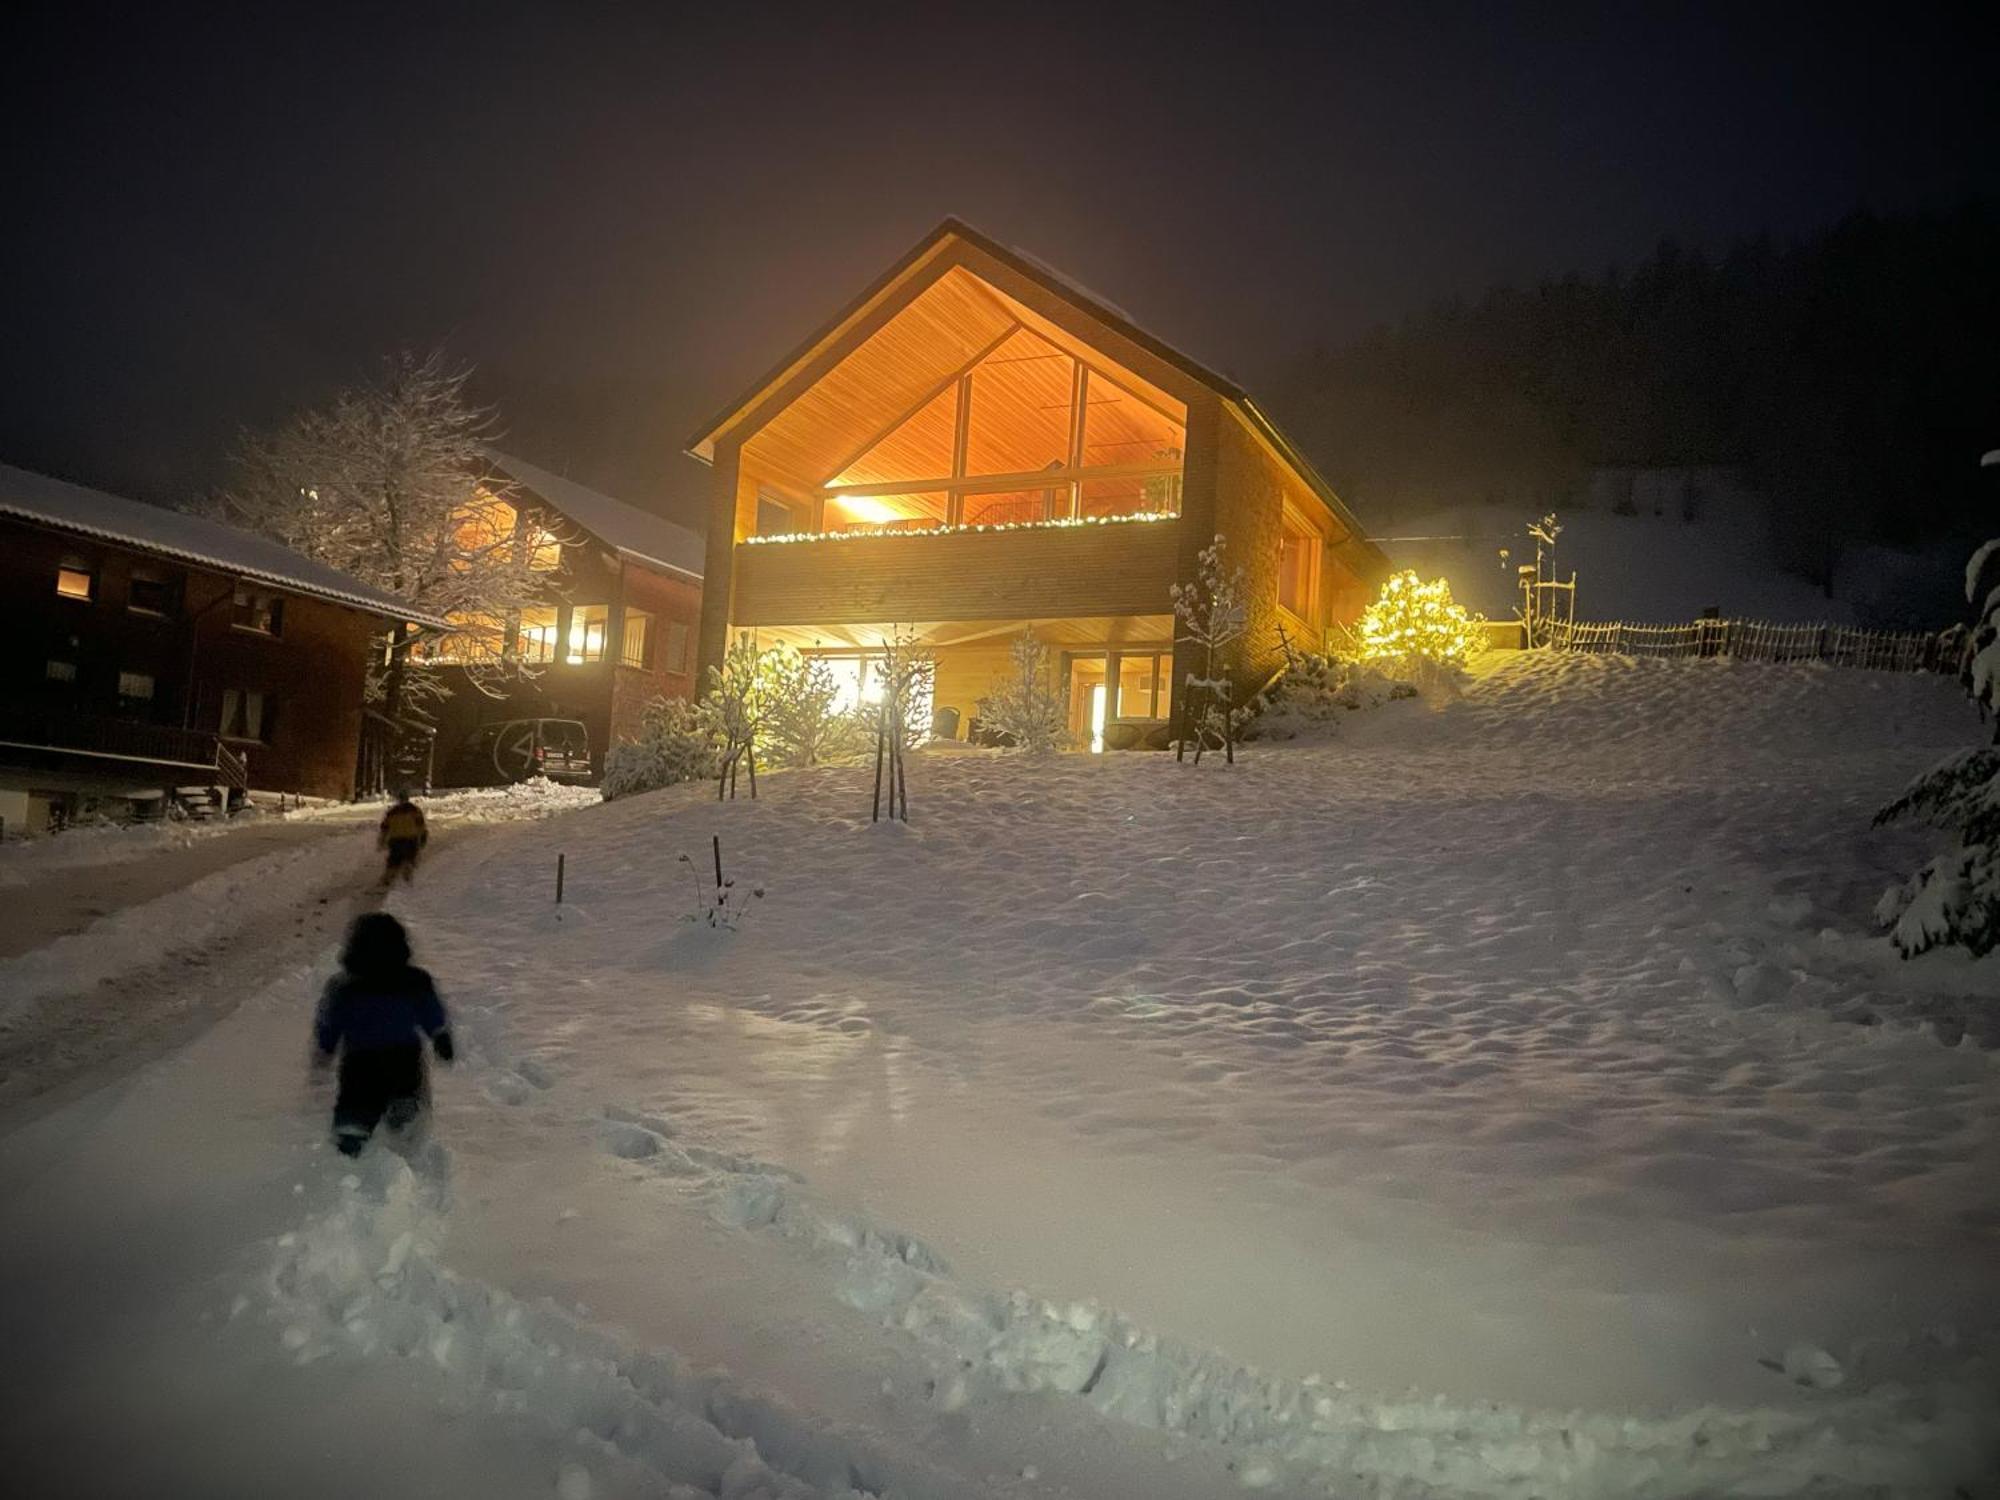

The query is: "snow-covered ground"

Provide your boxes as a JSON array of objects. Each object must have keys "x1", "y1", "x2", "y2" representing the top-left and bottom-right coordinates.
[{"x1": 2, "y1": 659, "x2": 1995, "y2": 1497}]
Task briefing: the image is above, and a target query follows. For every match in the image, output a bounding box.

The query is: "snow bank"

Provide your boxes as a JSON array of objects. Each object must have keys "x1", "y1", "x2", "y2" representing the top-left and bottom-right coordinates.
[
  {"x1": 252, "y1": 1149, "x2": 968, "y2": 1500},
  {"x1": 0, "y1": 814, "x2": 240, "y2": 887}
]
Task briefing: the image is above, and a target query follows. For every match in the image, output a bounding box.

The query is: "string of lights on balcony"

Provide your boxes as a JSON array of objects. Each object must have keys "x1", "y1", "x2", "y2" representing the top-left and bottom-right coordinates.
[{"x1": 741, "y1": 510, "x2": 1178, "y2": 546}]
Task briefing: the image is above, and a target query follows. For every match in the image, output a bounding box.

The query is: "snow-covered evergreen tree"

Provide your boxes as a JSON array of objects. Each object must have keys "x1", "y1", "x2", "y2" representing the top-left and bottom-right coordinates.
[
  {"x1": 761, "y1": 648, "x2": 867, "y2": 767},
  {"x1": 1874, "y1": 532, "x2": 2000, "y2": 955},
  {"x1": 1171, "y1": 534, "x2": 1247, "y2": 765},
  {"x1": 600, "y1": 698, "x2": 719, "y2": 801},
  {"x1": 975, "y1": 627, "x2": 1071, "y2": 752}
]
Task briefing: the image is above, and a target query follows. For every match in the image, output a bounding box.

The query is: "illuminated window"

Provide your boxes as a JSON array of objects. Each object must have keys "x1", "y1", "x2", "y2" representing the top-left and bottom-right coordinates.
[
  {"x1": 117, "y1": 670, "x2": 155, "y2": 703},
  {"x1": 128, "y1": 565, "x2": 177, "y2": 616},
  {"x1": 620, "y1": 607, "x2": 653, "y2": 668},
  {"x1": 46, "y1": 660, "x2": 77, "y2": 683},
  {"x1": 822, "y1": 332, "x2": 1186, "y2": 532},
  {"x1": 515, "y1": 606, "x2": 559, "y2": 664},
  {"x1": 757, "y1": 493, "x2": 805, "y2": 537},
  {"x1": 1115, "y1": 652, "x2": 1172, "y2": 720},
  {"x1": 664, "y1": 620, "x2": 691, "y2": 674},
  {"x1": 418, "y1": 612, "x2": 505, "y2": 662},
  {"x1": 1278, "y1": 515, "x2": 1321, "y2": 619},
  {"x1": 56, "y1": 555, "x2": 94, "y2": 601},
  {"x1": 566, "y1": 604, "x2": 608, "y2": 664},
  {"x1": 232, "y1": 586, "x2": 284, "y2": 636},
  {"x1": 218, "y1": 688, "x2": 276, "y2": 743},
  {"x1": 525, "y1": 527, "x2": 561, "y2": 571}
]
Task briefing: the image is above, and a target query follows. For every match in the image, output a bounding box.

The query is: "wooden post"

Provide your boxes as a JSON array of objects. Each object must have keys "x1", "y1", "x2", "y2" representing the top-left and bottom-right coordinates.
[
  {"x1": 712, "y1": 834, "x2": 724, "y2": 911},
  {"x1": 871, "y1": 702, "x2": 887, "y2": 822},
  {"x1": 556, "y1": 852, "x2": 565, "y2": 904}
]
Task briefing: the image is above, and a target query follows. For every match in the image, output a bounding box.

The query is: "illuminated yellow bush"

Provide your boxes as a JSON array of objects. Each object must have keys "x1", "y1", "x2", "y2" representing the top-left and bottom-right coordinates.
[{"x1": 1353, "y1": 571, "x2": 1485, "y2": 672}]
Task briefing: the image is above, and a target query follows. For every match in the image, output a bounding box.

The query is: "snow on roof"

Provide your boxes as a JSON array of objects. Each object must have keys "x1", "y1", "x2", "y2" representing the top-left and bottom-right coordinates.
[
  {"x1": 482, "y1": 448, "x2": 704, "y2": 581},
  {"x1": 0, "y1": 461, "x2": 447, "y2": 626}
]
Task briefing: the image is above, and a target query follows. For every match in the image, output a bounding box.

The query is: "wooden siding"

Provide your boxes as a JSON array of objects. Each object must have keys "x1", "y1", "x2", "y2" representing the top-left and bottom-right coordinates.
[{"x1": 731, "y1": 520, "x2": 1180, "y2": 628}]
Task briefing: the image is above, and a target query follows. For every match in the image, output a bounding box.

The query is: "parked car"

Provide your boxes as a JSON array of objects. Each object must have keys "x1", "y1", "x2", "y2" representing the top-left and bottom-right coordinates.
[{"x1": 440, "y1": 718, "x2": 594, "y2": 787}]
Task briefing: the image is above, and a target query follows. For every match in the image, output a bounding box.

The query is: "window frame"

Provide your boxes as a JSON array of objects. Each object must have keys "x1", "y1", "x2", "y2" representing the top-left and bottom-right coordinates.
[
  {"x1": 127, "y1": 565, "x2": 178, "y2": 618},
  {"x1": 230, "y1": 584, "x2": 285, "y2": 637},
  {"x1": 1276, "y1": 505, "x2": 1324, "y2": 625},
  {"x1": 56, "y1": 554, "x2": 95, "y2": 602},
  {"x1": 619, "y1": 606, "x2": 654, "y2": 669}
]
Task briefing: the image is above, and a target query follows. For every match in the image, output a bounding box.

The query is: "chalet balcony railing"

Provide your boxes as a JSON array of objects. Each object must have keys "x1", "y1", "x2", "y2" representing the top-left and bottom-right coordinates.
[{"x1": 0, "y1": 703, "x2": 245, "y2": 785}]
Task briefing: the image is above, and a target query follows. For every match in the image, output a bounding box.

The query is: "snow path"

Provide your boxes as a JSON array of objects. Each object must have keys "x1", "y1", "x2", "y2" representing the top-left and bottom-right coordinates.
[{"x1": 381, "y1": 654, "x2": 1997, "y2": 1493}]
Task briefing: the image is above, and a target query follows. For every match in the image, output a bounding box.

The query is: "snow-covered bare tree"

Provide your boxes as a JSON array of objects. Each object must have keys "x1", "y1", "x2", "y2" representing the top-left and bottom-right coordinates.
[
  {"x1": 761, "y1": 648, "x2": 867, "y2": 767},
  {"x1": 707, "y1": 632, "x2": 769, "y2": 800},
  {"x1": 212, "y1": 349, "x2": 551, "y2": 725},
  {"x1": 1873, "y1": 531, "x2": 2000, "y2": 955},
  {"x1": 871, "y1": 629, "x2": 934, "y2": 822},
  {"x1": 975, "y1": 627, "x2": 1071, "y2": 752},
  {"x1": 1171, "y1": 534, "x2": 1247, "y2": 765}
]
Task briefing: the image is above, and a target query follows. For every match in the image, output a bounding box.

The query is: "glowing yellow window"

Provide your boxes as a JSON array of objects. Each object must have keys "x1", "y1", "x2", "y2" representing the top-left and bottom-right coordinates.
[
  {"x1": 56, "y1": 556, "x2": 94, "y2": 600},
  {"x1": 567, "y1": 604, "x2": 608, "y2": 664}
]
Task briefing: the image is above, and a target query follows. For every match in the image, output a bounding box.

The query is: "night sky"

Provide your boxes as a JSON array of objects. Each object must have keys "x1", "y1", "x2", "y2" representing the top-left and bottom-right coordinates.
[{"x1": 3, "y1": 1, "x2": 1992, "y2": 530}]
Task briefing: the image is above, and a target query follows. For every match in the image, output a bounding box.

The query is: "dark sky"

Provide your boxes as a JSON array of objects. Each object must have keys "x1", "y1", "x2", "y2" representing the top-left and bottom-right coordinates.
[{"x1": 3, "y1": 1, "x2": 1992, "y2": 530}]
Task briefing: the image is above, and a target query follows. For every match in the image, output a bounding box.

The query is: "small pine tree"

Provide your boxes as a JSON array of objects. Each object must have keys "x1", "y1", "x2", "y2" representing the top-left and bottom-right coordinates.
[
  {"x1": 976, "y1": 627, "x2": 1071, "y2": 752},
  {"x1": 1170, "y1": 534, "x2": 1247, "y2": 765},
  {"x1": 1874, "y1": 533, "x2": 2000, "y2": 955},
  {"x1": 761, "y1": 648, "x2": 868, "y2": 767}
]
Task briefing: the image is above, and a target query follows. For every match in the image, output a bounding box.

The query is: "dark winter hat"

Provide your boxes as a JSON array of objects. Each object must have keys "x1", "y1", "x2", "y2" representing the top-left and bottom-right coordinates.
[{"x1": 342, "y1": 911, "x2": 412, "y2": 976}]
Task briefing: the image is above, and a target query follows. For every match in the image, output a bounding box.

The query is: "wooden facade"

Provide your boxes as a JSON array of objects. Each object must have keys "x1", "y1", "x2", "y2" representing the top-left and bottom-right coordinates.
[
  {"x1": 0, "y1": 508, "x2": 425, "y2": 810},
  {"x1": 687, "y1": 220, "x2": 1387, "y2": 742},
  {"x1": 424, "y1": 453, "x2": 705, "y2": 777}
]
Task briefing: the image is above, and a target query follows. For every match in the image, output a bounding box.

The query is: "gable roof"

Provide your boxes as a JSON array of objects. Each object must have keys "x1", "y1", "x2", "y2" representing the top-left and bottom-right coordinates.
[
  {"x1": 482, "y1": 448, "x2": 703, "y2": 582},
  {"x1": 0, "y1": 460, "x2": 448, "y2": 626},
  {"x1": 684, "y1": 218, "x2": 1374, "y2": 551}
]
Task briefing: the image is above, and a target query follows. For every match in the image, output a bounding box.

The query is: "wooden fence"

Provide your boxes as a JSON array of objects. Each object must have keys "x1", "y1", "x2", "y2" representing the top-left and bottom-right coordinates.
[{"x1": 1545, "y1": 618, "x2": 1954, "y2": 673}]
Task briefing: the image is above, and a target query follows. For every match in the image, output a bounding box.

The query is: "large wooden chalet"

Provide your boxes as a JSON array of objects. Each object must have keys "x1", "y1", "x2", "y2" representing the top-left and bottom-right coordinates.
[{"x1": 687, "y1": 219, "x2": 1388, "y2": 747}]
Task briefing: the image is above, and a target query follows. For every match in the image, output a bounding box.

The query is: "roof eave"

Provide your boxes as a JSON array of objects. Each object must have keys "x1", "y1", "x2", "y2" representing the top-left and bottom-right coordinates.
[{"x1": 2, "y1": 505, "x2": 448, "y2": 629}]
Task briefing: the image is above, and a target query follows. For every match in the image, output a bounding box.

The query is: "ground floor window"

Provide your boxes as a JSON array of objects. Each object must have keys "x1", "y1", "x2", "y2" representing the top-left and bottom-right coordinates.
[
  {"x1": 1063, "y1": 648, "x2": 1174, "y2": 752},
  {"x1": 567, "y1": 604, "x2": 609, "y2": 664},
  {"x1": 1278, "y1": 511, "x2": 1321, "y2": 620},
  {"x1": 516, "y1": 606, "x2": 558, "y2": 664},
  {"x1": 663, "y1": 620, "x2": 691, "y2": 674},
  {"x1": 619, "y1": 607, "x2": 652, "y2": 668},
  {"x1": 116, "y1": 670, "x2": 155, "y2": 705},
  {"x1": 219, "y1": 688, "x2": 276, "y2": 743}
]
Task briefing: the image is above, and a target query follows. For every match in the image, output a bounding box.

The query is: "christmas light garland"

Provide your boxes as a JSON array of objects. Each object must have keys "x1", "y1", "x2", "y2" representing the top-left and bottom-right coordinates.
[
  {"x1": 742, "y1": 510, "x2": 1178, "y2": 546},
  {"x1": 1355, "y1": 570, "x2": 1485, "y2": 668}
]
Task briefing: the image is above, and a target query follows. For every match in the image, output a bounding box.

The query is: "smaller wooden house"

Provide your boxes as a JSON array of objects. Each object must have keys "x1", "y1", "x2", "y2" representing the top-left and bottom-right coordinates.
[
  {"x1": 0, "y1": 461, "x2": 444, "y2": 827},
  {"x1": 421, "y1": 450, "x2": 705, "y2": 777}
]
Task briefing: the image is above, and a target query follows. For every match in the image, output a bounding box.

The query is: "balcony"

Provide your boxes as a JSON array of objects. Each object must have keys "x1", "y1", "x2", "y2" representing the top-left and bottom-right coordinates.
[{"x1": 733, "y1": 512, "x2": 1181, "y2": 627}]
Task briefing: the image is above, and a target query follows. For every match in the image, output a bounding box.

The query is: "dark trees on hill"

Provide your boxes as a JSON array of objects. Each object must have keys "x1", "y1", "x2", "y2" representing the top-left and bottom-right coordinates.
[{"x1": 1276, "y1": 204, "x2": 2000, "y2": 586}]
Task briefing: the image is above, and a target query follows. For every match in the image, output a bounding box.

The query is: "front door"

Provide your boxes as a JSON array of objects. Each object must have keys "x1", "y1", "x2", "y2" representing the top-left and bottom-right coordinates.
[{"x1": 1065, "y1": 653, "x2": 1109, "y2": 752}]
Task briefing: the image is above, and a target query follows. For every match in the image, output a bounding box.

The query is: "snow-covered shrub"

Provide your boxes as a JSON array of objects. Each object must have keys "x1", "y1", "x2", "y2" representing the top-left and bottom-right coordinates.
[
  {"x1": 1246, "y1": 647, "x2": 1418, "y2": 740},
  {"x1": 975, "y1": 627, "x2": 1072, "y2": 752},
  {"x1": 761, "y1": 648, "x2": 868, "y2": 767},
  {"x1": 1874, "y1": 535, "x2": 2000, "y2": 956},
  {"x1": 1350, "y1": 570, "x2": 1485, "y2": 688},
  {"x1": 600, "y1": 697, "x2": 718, "y2": 802}
]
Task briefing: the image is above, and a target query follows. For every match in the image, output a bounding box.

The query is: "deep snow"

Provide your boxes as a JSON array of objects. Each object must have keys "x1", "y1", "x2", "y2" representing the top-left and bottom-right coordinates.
[{"x1": 3, "y1": 657, "x2": 1996, "y2": 1498}]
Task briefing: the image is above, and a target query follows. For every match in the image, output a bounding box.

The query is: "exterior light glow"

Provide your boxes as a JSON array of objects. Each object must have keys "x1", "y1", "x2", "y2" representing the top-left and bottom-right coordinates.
[{"x1": 1354, "y1": 570, "x2": 1485, "y2": 670}]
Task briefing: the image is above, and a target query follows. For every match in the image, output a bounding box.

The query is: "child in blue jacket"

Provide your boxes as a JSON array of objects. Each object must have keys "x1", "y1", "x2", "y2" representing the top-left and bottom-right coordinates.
[{"x1": 313, "y1": 913, "x2": 454, "y2": 1156}]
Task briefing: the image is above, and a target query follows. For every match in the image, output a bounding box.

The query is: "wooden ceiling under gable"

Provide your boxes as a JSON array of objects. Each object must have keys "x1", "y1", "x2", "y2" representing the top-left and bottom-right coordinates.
[{"x1": 742, "y1": 263, "x2": 1189, "y2": 500}]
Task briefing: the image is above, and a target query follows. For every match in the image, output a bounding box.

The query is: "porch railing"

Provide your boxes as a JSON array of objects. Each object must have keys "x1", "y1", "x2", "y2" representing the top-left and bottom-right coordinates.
[{"x1": 0, "y1": 704, "x2": 247, "y2": 780}]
